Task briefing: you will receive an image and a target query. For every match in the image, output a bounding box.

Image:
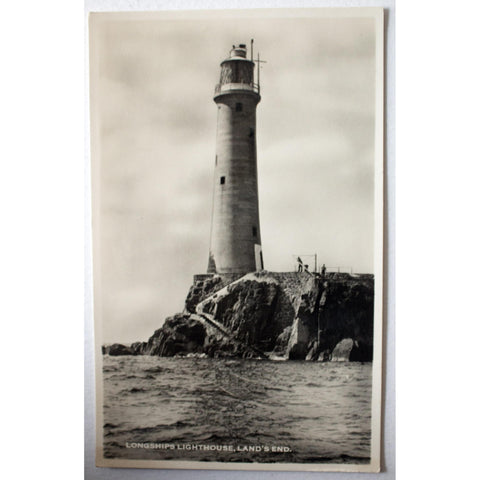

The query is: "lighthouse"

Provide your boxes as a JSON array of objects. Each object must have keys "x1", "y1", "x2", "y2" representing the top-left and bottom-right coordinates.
[{"x1": 207, "y1": 43, "x2": 264, "y2": 274}]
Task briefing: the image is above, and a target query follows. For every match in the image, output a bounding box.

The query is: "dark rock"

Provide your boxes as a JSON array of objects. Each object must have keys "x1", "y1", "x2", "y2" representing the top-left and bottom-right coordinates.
[
  {"x1": 130, "y1": 341, "x2": 147, "y2": 355},
  {"x1": 317, "y1": 349, "x2": 331, "y2": 362},
  {"x1": 305, "y1": 340, "x2": 319, "y2": 361},
  {"x1": 103, "y1": 343, "x2": 133, "y2": 356},
  {"x1": 113, "y1": 271, "x2": 374, "y2": 362},
  {"x1": 185, "y1": 274, "x2": 242, "y2": 313},
  {"x1": 349, "y1": 340, "x2": 373, "y2": 362},
  {"x1": 185, "y1": 276, "x2": 220, "y2": 313},
  {"x1": 316, "y1": 279, "x2": 374, "y2": 362},
  {"x1": 208, "y1": 278, "x2": 279, "y2": 351},
  {"x1": 143, "y1": 314, "x2": 206, "y2": 357}
]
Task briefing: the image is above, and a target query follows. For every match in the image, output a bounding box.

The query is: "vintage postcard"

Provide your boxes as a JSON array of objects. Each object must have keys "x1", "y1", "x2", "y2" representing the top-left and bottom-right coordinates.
[{"x1": 89, "y1": 7, "x2": 384, "y2": 472}]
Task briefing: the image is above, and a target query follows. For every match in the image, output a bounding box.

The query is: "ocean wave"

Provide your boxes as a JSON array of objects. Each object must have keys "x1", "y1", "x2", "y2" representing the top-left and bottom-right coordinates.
[
  {"x1": 143, "y1": 366, "x2": 173, "y2": 374},
  {"x1": 102, "y1": 356, "x2": 372, "y2": 464}
]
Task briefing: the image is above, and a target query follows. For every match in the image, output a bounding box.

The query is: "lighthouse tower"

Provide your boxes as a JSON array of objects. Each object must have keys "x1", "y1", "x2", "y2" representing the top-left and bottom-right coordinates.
[{"x1": 207, "y1": 43, "x2": 263, "y2": 274}]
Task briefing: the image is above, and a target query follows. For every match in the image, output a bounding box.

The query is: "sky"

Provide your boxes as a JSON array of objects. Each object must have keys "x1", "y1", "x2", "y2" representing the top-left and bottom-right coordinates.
[{"x1": 89, "y1": 9, "x2": 381, "y2": 343}]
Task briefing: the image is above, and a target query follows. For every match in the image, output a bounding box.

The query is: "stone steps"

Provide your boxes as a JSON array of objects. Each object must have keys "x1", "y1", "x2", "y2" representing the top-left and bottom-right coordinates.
[{"x1": 193, "y1": 303, "x2": 268, "y2": 360}]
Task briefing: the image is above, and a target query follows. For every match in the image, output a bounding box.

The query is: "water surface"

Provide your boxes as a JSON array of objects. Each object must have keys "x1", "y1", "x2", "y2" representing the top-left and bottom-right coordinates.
[{"x1": 103, "y1": 356, "x2": 371, "y2": 464}]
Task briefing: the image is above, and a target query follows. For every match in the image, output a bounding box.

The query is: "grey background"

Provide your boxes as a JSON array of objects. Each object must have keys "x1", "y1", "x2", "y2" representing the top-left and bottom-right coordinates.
[{"x1": 84, "y1": 0, "x2": 395, "y2": 478}]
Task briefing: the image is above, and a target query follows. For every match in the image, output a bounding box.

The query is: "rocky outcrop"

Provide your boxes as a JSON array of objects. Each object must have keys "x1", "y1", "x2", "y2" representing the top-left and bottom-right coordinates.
[
  {"x1": 286, "y1": 276, "x2": 321, "y2": 360},
  {"x1": 199, "y1": 276, "x2": 280, "y2": 351},
  {"x1": 331, "y1": 338, "x2": 355, "y2": 361},
  {"x1": 185, "y1": 274, "x2": 242, "y2": 314},
  {"x1": 141, "y1": 314, "x2": 206, "y2": 357},
  {"x1": 102, "y1": 271, "x2": 374, "y2": 362},
  {"x1": 102, "y1": 343, "x2": 133, "y2": 356},
  {"x1": 273, "y1": 326, "x2": 292, "y2": 354},
  {"x1": 130, "y1": 341, "x2": 147, "y2": 355},
  {"x1": 316, "y1": 278, "x2": 374, "y2": 362}
]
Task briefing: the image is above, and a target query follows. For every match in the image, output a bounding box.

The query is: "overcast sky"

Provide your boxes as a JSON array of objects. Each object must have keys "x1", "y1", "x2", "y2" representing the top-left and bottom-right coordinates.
[{"x1": 90, "y1": 9, "x2": 381, "y2": 343}]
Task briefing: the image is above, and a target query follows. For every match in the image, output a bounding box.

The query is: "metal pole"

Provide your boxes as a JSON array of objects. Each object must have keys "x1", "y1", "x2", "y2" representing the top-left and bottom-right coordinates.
[{"x1": 257, "y1": 52, "x2": 260, "y2": 91}]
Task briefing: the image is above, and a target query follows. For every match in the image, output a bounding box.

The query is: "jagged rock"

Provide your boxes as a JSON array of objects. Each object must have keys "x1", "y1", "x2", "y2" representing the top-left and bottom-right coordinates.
[
  {"x1": 130, "y1": 341, "x2": 147, "y2": 355},
  {"x1": 111, "y1": 271, "x2": 374, "y2": 362},
  {"x1": 185, "y1": 276, "x2": 222, "y2": 313},
  {"x1": 317, "y1": 350, "x2": 331, "y2": 362},
  {"x1": 349, "y1": 340, "x2": 373, "y2": 362},
  {"x1": 209, "y1": 279, "x2": 279, "y2": 350},
  {"x1": 185, "y1": 274, "x2": 243, "y2": 313},
  {"x1": 203, "y1": 336, "x2": 241, "y2": 358},
  {"x1": 286, "y1": 277, "x2": 321, "y2": 360},
  {"x1": 273, "y1": 325, "x2": 292, "y2": 354},
  {"x1": 331, "y1": 338, "x2": 354, "y2": 361},
  {"x1": 316, "y1": 279, "x2": 374, "y2": 361},
  {"x1": 143, "y1": 314, "x2": 206, "y2": 357},
  {"x1": 287, "y1": 317, "x2": 311, "y2": 360},
  {"x1": 305, "y1": 340, "x2": 319, "y2": 361},
  {"x1": 103, "y1": 343, "x2": 133, "y2": 356}
]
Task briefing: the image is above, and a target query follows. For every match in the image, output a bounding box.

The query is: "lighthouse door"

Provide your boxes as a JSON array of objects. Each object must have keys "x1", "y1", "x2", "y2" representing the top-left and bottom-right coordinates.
[{"x1": 254, "y1": 244, "x2": 263, "y2": 271}]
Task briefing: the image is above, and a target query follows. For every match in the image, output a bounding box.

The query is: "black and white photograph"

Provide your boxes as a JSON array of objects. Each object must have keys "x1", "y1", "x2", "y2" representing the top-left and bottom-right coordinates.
[{"x1": 89, "y1": 7, "x2": 384, "y2": 472}]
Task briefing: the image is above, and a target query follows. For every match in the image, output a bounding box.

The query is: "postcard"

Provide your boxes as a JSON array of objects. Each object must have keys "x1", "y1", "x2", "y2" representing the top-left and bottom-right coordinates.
[{"x1": 89, "y1": 7, "x2": 384, "y2": 472}]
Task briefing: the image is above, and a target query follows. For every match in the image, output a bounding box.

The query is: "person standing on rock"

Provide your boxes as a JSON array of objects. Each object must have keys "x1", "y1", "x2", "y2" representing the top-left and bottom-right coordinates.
[
  {"x1": 297, "y1": 257, "x2": 303, "y2": 272},
  {"x1": 321, "y1": 264, "x2": 326, "y2": 277}
]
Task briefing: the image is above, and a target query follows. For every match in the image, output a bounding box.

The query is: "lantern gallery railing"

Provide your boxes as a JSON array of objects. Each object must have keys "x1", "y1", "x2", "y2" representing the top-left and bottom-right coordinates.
[{"x1": 214, "y1": 82, "x2": 260, "y2": 95}]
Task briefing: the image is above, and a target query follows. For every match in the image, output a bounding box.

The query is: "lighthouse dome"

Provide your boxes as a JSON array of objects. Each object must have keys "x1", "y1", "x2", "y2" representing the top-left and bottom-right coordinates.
[{"x1": 230, "y1": 44, "x2": 247, "y2": 58}]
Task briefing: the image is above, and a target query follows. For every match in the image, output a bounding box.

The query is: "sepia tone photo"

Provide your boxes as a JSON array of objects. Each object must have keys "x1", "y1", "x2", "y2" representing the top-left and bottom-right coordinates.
[{"x1": 89, "y1": 7, "x2": 384, "y2": 472}]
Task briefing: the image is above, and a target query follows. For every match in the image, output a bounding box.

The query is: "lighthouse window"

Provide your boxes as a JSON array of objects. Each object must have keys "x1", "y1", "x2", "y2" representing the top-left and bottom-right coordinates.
[
  {"x1": 235, "y1": 102, "x2": 243, "y2": 112},
  {"x1": 249, "y1": 128, "x2": 255, "y2": 138},
  {"x1": 215, "y1": 155, "x2": 218, "y2": 165},
  {"x1": 220, "y1": 176, "x2": 225, "y2": 185},
  {"x1": 252, "y1": 226, "x2": 257, "y2": 237}
]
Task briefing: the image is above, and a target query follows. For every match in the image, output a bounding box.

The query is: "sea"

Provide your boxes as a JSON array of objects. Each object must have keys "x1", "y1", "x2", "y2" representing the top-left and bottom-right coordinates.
[{"x1": 102, "y1": 356, "x2": 372, "y2": 464}]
